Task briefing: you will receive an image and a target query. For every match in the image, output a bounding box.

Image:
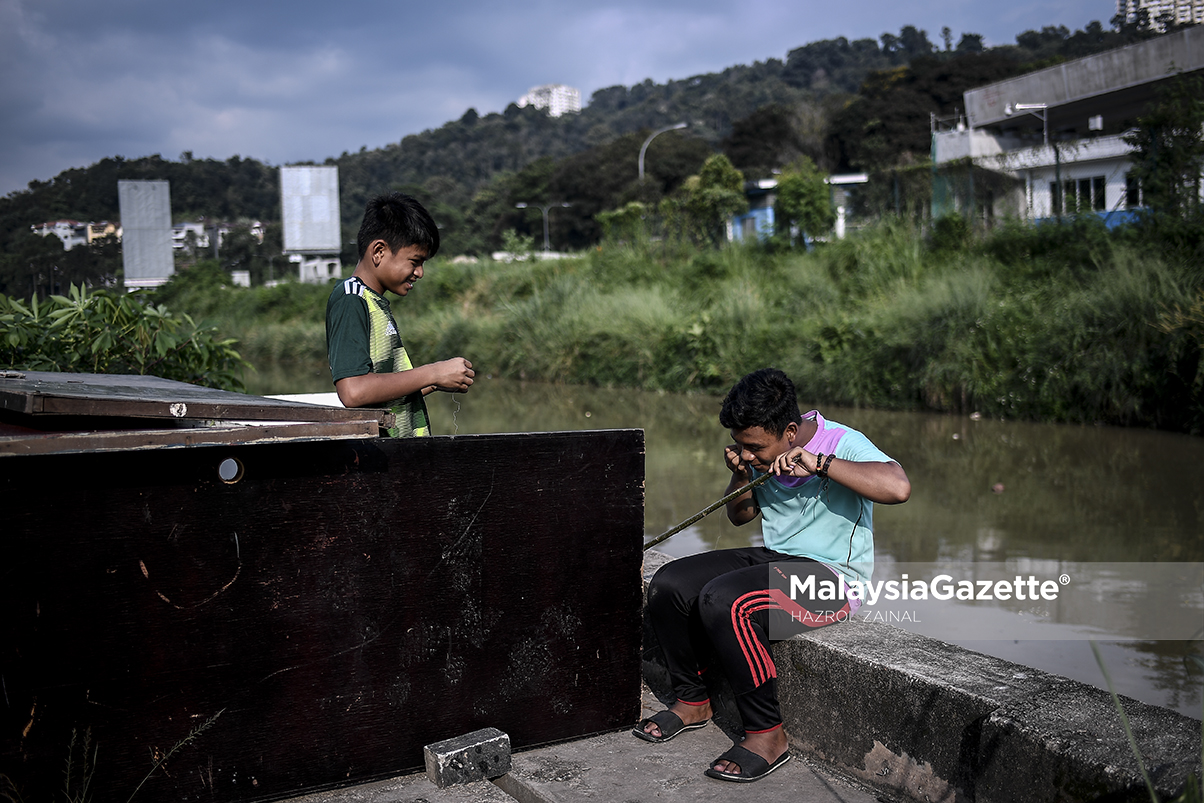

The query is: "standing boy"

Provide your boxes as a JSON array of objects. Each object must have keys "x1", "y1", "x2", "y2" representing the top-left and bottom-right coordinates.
[
  {"x1": 326, "y1": 192, "x2": 474, "y2": 436},
  {"x1": 636, "y1": 368, "x2": 910, "y2": 782}
]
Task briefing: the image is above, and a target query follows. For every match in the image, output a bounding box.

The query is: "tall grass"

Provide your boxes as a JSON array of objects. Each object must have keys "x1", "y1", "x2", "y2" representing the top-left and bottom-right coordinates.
[{"x1": 151, "y1": 220, "x2": 1204, "y2": 433}]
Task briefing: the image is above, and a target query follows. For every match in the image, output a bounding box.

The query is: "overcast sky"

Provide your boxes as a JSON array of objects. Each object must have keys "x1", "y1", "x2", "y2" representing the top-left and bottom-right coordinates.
[{"x1": 1, "y1": 0, "x2": 1111, "y2": 197}]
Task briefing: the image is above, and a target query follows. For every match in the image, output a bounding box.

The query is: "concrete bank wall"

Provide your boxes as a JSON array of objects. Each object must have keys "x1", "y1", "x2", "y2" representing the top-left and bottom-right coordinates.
[{"x1": 642, "y1": 551, "x2": 1201, "y2": 802}]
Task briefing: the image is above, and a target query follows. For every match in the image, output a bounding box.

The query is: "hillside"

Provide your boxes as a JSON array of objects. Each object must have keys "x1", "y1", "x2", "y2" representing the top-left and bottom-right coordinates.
[{"x1": 0, "y1": 17, "x2": 1173, "y2": 294}]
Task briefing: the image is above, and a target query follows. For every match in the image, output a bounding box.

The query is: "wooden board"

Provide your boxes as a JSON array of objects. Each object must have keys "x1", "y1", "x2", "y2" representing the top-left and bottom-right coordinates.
[
  {"x1": 0, "y1": 430, "x2": 645, "y2": 802},
  {"x1": 0, "y1": 421, "x2": 385, "y2": 456},
  {"x1": 0, "y1": 371, "x2": 388, "y2": 425},
  {"x1": 0, "y1": 372, "x2": 393, "y2": 456}
]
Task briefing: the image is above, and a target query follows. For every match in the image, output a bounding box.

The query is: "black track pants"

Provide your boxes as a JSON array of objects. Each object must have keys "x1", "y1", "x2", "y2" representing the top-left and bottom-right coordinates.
[{"x1": 646, "y1": 547, "x2": 852, "y2": 733}]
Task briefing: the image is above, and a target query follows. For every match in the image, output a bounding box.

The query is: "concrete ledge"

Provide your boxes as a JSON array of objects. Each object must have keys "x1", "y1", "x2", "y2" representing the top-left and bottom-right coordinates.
[
  {"x1": 277, "y1": 773, "x2": 514, "y2": 802},
  {"x1": 642, "y1": 551, "x2": 1202, "y2": 802}
]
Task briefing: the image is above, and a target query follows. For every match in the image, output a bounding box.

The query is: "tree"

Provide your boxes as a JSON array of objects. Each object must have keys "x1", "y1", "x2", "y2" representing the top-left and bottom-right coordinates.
[
  {"x1": 662, "y1": 154, "x2": 747, "y2": 247},
  {"x1": 1123, "y1": 74, "x2": 1204, "y2": 219},
  {"x1": 596, "y1": 201, "x2": 648, "y2": 243},
  {"x1": 722, "y1": 104, "x2": 817, "y2": 179},
  {"x1": 827, "y1": 51, "x2": 1022, "y2": 171},
  {"x1": 0, "y1": 231, "x2": 119, "y2": 299},
  {"x1": 956, "y1": 33, "x2": 985, "y2": 54},
  {"x1": 775, "y1": 157, "x2": 834, "y2": 244}
]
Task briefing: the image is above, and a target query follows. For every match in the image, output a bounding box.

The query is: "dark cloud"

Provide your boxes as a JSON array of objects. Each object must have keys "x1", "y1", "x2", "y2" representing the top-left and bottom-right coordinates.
[{"x1": 0, "y1": 0, "x2": 1109, "y2": 195}]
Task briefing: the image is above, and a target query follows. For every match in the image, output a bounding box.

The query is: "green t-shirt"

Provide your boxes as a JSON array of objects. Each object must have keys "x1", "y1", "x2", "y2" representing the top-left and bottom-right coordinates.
[{"x1": 326, "y1": 276, "x2": 430, "y2": 437}]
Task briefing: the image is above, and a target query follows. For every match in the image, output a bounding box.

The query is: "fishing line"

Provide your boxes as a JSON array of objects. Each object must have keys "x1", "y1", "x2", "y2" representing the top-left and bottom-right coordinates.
[{"x1": 643, "y1": 455, "x2": 802, "y2": 552}]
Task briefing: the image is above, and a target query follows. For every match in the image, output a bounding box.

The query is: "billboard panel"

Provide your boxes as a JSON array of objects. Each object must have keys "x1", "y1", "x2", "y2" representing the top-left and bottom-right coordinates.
[
  {"x1": 281, "y1": 166, "x2": 340, "y2": 253},
  {"x1": 118, "y1": 180, "x2": 174, "y2": 289}
]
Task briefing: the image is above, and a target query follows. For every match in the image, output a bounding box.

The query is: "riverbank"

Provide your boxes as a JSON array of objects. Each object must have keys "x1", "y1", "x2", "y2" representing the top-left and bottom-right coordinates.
[{"x1": 155, "y1": 216, "x2": 1203, "y2": 434}]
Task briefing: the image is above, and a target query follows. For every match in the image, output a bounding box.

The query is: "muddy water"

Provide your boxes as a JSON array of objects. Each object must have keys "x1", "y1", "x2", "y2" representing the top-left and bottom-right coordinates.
[{"x1": 253, "y1": 369, "x2": 1203, "y2": 717}]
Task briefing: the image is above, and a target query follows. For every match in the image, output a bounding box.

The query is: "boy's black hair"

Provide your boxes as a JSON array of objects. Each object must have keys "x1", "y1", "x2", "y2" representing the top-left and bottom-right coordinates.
[
  {"x1": 719, "y1": 368, "x2": 802, "y2": 437},
  {"x1": 356, "y1": 192, "x2": 440, "y2": 260}
]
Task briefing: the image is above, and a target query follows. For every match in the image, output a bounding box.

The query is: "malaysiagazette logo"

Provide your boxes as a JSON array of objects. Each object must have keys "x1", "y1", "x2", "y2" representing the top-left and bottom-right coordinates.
[
  {"x1": 789, "y1": 571, "x2": 1064, "y2": 606},
  {"x1": 767, "y1": 562, "x2": 1203, "y2": 642}
]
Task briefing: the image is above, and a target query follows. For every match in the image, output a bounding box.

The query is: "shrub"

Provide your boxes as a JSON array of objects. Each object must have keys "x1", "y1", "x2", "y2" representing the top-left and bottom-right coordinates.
[{"x1": 0, "y1": 284, "x2": 249, "y2": 391}]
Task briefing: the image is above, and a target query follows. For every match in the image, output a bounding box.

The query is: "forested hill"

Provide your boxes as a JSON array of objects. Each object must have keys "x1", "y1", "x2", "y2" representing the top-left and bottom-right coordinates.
[{"x1": 0, "y1": 17, "x2": 1173, "y2": 285}]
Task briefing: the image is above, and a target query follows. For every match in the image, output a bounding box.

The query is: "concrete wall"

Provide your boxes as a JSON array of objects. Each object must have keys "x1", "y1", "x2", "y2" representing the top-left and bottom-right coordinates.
[
  {"x1": 966, "y1": 27, "x2": 1204, "y2": 127},
  {"x1": 642, "y1": 551, "x2": 1201, "y2": 802}
]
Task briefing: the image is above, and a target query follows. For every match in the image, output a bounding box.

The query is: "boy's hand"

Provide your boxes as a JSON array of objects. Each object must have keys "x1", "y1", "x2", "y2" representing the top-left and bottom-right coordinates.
[
  {"x1": 723, "y1": 444, "x2": 751, "y2": 481},
  {"x1": 431, "y1": 357, "x2": 475, "y2": 393},
  {"x1": 772, "y1": 447, "x2": 816, "y2": 478}
]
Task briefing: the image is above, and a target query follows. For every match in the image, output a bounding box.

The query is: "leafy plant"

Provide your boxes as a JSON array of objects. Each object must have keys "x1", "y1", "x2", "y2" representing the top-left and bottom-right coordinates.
[
  {"x1": 775, "y1": 156, "x2": 834, "y2": 244},
  {"x1": 498, "y1": 229, "x2": 536, "y2": 262},
  {"x1": 0, "y1": 284, "x2": 249, "y2": 391}
]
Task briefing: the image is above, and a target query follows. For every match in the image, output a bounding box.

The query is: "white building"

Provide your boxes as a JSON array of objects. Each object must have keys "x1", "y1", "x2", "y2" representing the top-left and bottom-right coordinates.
[
  {"x1": 517, "y1": 84, "x2": 581, "y2": 117},
  {"x1": 171, "y1": 220, "x2": 264, "y2": 253},
  {"x1": 32, "y1": 220, "x2": 119, "y2": 250},
  {"x1": 1117, "y1": 0, "x2": 1204, "y2": 30},
  {"x1": 932, "y1": 26, "x2": 1204, "y2": 224},
  {"x1": 172, "y1": 221, "x2": 210, "y2": 251}
]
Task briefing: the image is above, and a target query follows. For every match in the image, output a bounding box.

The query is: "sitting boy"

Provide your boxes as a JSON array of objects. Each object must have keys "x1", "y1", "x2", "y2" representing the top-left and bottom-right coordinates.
[
  {"x1": 636, "y1": 367, "x2": 910, "y2": 782},
  {"x1": 326, "y1": 192, "x2": 475, "y2": 436}
]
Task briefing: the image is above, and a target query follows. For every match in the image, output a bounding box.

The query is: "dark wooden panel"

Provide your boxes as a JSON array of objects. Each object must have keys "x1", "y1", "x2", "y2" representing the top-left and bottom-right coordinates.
[{"x1": 0, "y1": 430, "x2": 645, "y2": 802}]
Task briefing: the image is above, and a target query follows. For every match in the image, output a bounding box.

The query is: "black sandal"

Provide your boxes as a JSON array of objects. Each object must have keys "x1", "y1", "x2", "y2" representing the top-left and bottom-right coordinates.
[
  {"x1": 631, "y1": 710, "x2": 709, "y2": 743},
  {"x1": 704, "y1": 744, "x2": 791, "y2": 782}
]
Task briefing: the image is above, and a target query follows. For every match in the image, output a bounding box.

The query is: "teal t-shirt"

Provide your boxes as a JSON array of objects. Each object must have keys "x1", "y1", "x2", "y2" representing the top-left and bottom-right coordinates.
[
  {"x1": 751, "y1": 411, "x2": 895, "y2": 584},
  {"x1": 326, "y1": 276, "x2": 430, "y2": 438}
]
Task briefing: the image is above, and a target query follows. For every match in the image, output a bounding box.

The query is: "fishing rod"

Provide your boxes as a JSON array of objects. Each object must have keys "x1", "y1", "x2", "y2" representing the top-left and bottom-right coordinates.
[{"x1": 642, "y1": 455, "x2": 802, "y2": 552}]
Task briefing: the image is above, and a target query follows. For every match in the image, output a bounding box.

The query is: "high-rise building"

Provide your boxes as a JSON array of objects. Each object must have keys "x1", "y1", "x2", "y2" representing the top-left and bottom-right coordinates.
[
  {"x1": 1116, "y1": 0, "x2": 1204, "y2": 30},
  {"x1": 517, "y1": 84, "x2": 581, "y2": 117}
]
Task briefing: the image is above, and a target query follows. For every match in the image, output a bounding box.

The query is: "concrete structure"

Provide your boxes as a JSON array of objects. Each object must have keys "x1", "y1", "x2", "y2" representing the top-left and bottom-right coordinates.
[
  {"x1": 933, "y1": 26, "x2": 1204, "y2": 224},
  {"x1": 281, "y1": 681, "x2": 885, "y2": 803},
  {"x1": 517, "y1": 84, "x2": 581, "y2": 117},
  {"x1": 118, "y1": 179, "x2": 174, "y2": 289},
  {"x1": 31, "y1": 220, "x2": 118, "y2": 250},
  {"x1": 281, "y1": 165, "x2": 342, "y2": 283}
]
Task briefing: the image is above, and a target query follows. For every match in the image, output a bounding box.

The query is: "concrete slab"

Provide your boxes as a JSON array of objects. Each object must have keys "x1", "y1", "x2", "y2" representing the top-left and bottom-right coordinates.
[
  {"x1": 495, "y1": 684, "x2": 886, "y2": 803},
  {"x1": 279, "y1": 773, "x2": 514, "y2": 803}
]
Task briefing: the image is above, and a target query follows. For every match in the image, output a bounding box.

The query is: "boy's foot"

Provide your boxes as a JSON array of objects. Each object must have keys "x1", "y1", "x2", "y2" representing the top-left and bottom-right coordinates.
[
  {"x1": 632, "y1": 700, "x2": 712, "y2": 742},
  {"x1": 709, "y1": 727, "x2": 788, "y2": 779},
  {"x1": 705, "y1": 744, "x2": 791, "y2": 783}
]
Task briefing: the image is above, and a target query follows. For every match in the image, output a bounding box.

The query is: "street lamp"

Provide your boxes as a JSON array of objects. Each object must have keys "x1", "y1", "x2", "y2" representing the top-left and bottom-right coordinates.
[
  {"x1": 638, "y1": 122, "x2": 688, "y2": 182},
  {"x1": 1005, "y1": 102, "x2": 1048, "y2": 147},
  {"x1": 515, "y1": 202, "x2": 571, "y2": 252}
]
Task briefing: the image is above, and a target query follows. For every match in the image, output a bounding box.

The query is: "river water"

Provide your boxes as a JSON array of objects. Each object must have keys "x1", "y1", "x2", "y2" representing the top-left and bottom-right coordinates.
[{"x1": 252, "y1": 368, "x2": 1203, "y2": 718}]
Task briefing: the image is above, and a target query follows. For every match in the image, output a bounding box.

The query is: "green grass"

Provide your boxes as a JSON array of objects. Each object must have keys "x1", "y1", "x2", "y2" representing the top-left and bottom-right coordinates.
[{"x1": 149, "y1": 217, "x2": 1204, "y2": 433}]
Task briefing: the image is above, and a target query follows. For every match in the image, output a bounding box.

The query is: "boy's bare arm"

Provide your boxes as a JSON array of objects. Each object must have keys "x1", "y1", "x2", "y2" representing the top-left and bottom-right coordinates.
[
  {"x1": 335, "y1": 357, "x2": 474, "y2": 408},
  {"x1": 723, "y1": 444, "x2": 759, "y2": 525},
  {"x1": 770, "y1": 448, "x2": 911, "y2": 504}
]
